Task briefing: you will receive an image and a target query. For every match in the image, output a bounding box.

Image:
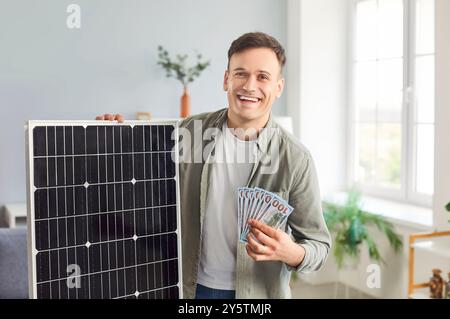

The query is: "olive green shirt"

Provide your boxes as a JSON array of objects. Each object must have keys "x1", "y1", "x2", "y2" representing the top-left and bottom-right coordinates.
[{"x1": 178, "y1": 108, "x2": 331, "y2": 299}]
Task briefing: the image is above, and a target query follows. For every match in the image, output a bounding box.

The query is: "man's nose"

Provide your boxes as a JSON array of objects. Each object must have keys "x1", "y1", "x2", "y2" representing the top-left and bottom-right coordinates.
[{"x1": 242, "y1": 75, "x2": 257, "y2": 92}]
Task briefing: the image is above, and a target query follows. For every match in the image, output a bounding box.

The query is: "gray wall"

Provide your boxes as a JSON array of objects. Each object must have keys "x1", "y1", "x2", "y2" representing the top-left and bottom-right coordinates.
[{"x1": 0, "y1": 0, "x2": 287, "y2": 208}]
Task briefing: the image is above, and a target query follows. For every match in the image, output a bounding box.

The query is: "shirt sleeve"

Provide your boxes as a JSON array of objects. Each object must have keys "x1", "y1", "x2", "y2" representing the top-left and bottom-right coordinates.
[{"x1": 286, "y1": 151, "x2": 332, "y2": 273}]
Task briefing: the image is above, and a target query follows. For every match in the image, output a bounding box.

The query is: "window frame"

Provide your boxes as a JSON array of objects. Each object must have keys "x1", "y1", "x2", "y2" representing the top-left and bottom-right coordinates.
[{"x1": 347, "y1": 0, "x2": 434, "y2": 207}]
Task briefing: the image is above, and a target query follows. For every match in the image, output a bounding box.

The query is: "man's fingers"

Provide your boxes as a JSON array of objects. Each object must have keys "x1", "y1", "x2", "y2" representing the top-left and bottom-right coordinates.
[
  {"x1": 248, "y1": 219, "x2": 278, "y2": 239},
  {"x1": 95, "y1": 113, "x2": 125, "y2": 123},
  {"x1": 250, "y1": 227, "x2": 277, "y2": 250},
  {"x1": 246, "y1": 244, "x2": 258, "y2": 260},
  {"x1": 245, "y1": 244, "x2": 268, "y2": 262},
  {"x1": 115, "y1": 114, "x2": 124, "y2": 123},
  {"x1": 245, "y1": 244, "x2": 264, "y2": 261},
  {"x1": 247, "y1": 233, "x2": 268, "y2": 255}
]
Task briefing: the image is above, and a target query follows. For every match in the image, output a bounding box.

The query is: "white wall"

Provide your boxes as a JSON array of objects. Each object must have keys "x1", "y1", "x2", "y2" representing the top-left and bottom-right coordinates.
[
  {"x1": 287, "y1": 0, "x2": 348, "y2": 196},
  {"x1": 433, "y1": 0, "x2": 450, "y2": 231},
  {"x1": 0, "y1": 0, "x2": 287, "y2": 208}
]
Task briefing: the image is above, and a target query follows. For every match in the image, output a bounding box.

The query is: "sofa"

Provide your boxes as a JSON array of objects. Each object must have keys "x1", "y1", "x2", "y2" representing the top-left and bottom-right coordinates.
[{"x1": 0, "y1": 227, "x2": 28, "y2": 298}]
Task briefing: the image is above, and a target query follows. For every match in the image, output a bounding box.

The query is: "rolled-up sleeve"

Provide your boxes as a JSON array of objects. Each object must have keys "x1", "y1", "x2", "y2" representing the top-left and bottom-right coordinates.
[{"x1": 287, "y1": 151, "x2": 331, "y2": 273}]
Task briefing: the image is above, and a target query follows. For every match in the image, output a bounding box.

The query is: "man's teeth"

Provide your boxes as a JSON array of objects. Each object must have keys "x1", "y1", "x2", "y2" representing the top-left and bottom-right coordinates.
[{"x1": 238, "y1": 95, "x2": 260, "y2": 102}]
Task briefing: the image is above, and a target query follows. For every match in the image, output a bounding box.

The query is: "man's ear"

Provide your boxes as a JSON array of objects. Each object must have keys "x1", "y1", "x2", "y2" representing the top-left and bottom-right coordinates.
[
  {"x1": 276, "y1": 77, "x2": 285, "y2": 98},
  {"x1": 223, "y1": 70, "x2": 229, "y2": 91}
]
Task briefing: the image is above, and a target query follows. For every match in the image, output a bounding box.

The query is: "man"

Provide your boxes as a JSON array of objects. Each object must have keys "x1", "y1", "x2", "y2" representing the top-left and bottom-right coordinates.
[{"x1": 97, "y1": 32, "x2": 331, "y2": 299}]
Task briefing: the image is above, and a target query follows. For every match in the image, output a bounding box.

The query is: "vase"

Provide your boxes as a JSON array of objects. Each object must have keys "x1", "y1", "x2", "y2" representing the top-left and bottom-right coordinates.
[{"x1": 180, "y1": 87, "x2": 190, "y2": 118}]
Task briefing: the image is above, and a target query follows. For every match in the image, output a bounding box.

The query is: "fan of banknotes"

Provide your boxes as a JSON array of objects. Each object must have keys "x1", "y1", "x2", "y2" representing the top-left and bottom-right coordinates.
[{"x1": 237, "y1": 187, "x2": 294, "y2": 243}]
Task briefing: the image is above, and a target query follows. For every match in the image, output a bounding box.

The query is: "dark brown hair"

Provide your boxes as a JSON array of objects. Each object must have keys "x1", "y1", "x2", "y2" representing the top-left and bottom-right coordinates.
[{"x1": 227, "y1": 32, "x2": 286, "y2": 72}]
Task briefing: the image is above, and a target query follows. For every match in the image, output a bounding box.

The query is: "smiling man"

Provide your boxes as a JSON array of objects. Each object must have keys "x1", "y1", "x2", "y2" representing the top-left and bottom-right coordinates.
[
  {"x1": 225, "y1": 44, "x2": 284, "y2": 135},
  {"x1": 97, "y1": 32, "x2": 331, "y2": 299}
]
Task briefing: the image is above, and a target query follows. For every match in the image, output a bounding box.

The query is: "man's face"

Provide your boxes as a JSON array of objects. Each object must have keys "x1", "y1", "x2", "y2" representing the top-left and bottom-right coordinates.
[{"x1": 224, "y1": 47, "x2": 285, "y2": 125}]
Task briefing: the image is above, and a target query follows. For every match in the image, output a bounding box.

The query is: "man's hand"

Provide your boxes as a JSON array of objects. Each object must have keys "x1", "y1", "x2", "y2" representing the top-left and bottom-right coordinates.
[
  {"x1": 245, "y1": 219, "x2": 306, "y2": 268},
  {"x1": 95, "y1": 113, "x2": 125, "y2": 123}
]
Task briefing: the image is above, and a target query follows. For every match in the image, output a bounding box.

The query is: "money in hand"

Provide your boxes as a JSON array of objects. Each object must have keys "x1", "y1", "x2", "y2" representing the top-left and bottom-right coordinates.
[{"x1": 237, "y1": 187, "x2": 294, "y2": 243}]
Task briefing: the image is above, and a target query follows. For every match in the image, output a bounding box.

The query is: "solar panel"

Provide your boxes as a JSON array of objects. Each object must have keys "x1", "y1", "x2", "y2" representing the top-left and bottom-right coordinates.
[{"x1": 25, "y1": 121, "x2": 182, "y2": 299}]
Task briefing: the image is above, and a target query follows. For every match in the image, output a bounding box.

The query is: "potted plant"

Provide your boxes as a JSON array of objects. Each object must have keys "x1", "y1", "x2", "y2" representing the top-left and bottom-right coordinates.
[
  {"x1": 323, "y1": 190, "x2": 403, "y2": 269},
  {"x1": 157, "y1": 46, "x2": 210, "y2": 118}
]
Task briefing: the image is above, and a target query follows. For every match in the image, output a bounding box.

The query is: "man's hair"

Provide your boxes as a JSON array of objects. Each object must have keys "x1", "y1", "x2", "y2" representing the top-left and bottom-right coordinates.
[{"x1": 227, "y1": 32, "x2": 286, "y2": 72}]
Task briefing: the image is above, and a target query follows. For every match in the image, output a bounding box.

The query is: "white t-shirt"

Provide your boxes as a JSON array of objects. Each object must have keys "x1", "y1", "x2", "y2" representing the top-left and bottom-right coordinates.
[{"x1": 197, "y1": 121, "x2": 257, "y2": 290}]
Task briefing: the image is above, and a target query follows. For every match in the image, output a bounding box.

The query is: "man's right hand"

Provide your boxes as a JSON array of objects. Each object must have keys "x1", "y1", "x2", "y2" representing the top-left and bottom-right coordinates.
[{"x1": 95, "y1": 113, "x2": 125, "y2": 123}]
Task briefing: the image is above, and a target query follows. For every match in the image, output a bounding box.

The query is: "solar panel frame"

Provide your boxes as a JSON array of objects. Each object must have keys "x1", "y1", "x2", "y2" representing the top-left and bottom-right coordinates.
[{"x1": 25, "y1": 120, "x2": 183, "y2": 299}]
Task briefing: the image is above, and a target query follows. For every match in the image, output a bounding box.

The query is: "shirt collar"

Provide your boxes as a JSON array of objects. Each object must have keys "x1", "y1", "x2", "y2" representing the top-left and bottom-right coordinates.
[{"x1": 212, "y1": 108, "x2": 275, "y2": 154}]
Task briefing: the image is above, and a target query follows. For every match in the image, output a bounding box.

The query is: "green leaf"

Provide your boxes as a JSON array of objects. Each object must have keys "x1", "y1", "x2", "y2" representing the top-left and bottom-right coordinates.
[
  {"x1": 365, "y1": 234, "x2": 384, "y2": 264},
  {"x1": 445, "y1": 202, "x2": 450, "y2": 212},
  {"x1": 324, "y1": 188, "x2": 403, "y2": 268},
  {"x1": 156, "y1": 45, "x2": 210, "y2": 88}
]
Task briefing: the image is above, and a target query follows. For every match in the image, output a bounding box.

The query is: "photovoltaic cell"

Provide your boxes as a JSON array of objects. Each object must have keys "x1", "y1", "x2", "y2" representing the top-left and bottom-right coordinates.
[{"x1": 26, "y1": 122, "x2": 181, "y2": 299}]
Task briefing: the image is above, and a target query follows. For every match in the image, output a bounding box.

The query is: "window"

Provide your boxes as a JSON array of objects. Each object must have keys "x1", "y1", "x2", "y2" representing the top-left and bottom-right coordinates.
[{"x1": 350, "y1": 0, "x2": 435, "y2": 206}]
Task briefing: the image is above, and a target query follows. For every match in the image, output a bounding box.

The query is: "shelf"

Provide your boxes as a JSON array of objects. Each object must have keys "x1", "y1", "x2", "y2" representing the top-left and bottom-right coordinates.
[
  {"x1": 409, "y1": 292, "x2": 431, "y2": 299},
  {"x1": 323, "y1": 192, "x2": 433, "y2": 229},
  {"x1": 409, "y1": 231, "x2": 450, "y2": 298}
]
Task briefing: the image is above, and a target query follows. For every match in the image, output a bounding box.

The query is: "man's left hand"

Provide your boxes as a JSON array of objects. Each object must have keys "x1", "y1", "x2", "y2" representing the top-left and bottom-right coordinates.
[{"x1": 245, "y1": 219, "x2": 306, "y2": 268}]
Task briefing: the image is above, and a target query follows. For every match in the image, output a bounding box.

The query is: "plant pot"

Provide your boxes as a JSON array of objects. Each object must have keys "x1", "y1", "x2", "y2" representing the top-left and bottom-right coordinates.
[{"x1": 180, "y1": 87, "x2": 190, "y2": 118}]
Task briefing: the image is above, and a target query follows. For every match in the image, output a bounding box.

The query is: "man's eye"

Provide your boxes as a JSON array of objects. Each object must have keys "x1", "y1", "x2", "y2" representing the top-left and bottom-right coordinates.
[
  {"x1": 259, "y1": 75, "x2": 269, "y2": 80},
  {"x1": 235, "y1": 72, "x2": 246, "y2": 77}
]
